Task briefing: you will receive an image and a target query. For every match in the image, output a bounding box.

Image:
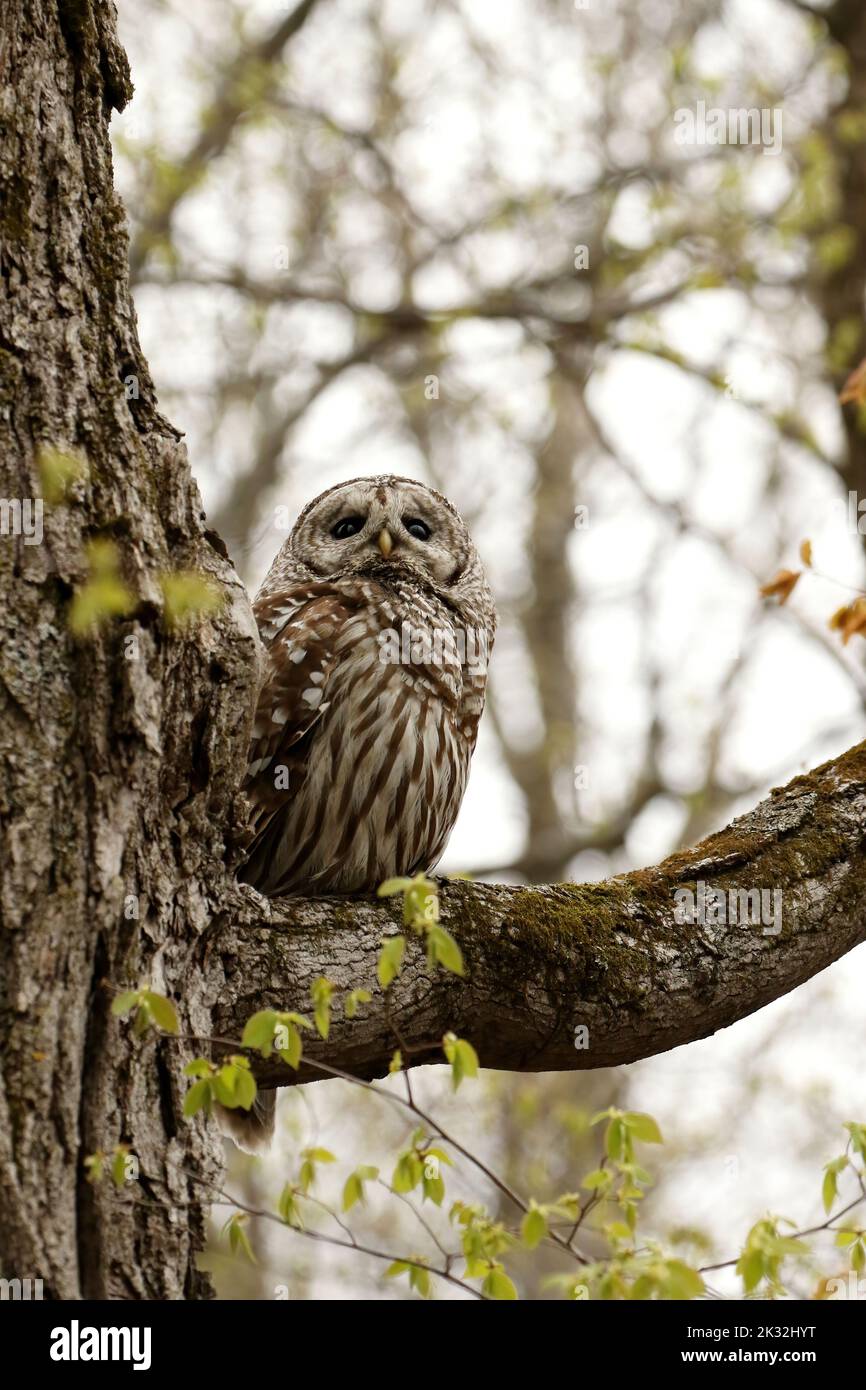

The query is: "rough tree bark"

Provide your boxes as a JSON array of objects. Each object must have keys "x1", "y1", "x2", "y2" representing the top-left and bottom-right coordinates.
[
  {"x1": 1, "y1": 0, "x2": 865, "y2": 1303},
  {"x1": 0, "y1": 1, "x2": 260, "y2": 1299}
]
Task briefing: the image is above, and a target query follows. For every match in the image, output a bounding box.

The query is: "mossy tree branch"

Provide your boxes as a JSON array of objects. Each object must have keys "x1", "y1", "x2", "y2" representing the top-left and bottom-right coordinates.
[{"x1": 210, "y1": 742, "x2": 866, "y2": 1085}]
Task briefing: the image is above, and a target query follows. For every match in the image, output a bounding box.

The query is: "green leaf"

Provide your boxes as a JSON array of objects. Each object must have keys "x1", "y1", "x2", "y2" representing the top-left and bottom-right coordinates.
[
  {"x1": 37, "y1": 444, "x2": 87, "y2": 505},
  {"x1": 482, "y1": 1265, "x2": 518, "y2": 1300},
  {"x1": 276, "y1": 1022, "x2": 303, "y2": 1070},
  {"x1": 278, "y1": 1184, "x2": 303, "y2": 1228},
  {"x1": 111, "y1": 1147, "x2": 130, "y2": 1189},
  {"x1": 766, "y1": 1235, "x2": 808, "y2": 1257},
  {"x1": 822, "y1": 1155, "x2": 848, "y2": 1213},
  {"x1": 606, "y1": 1117, "x2": 627, "y2": 1161},
  {"x1": 424, "y1": 1146, "x2": 453, "y2": 1167},
  {"x1": 549, "y1": 1192, "x2": 581, "y2": 1222},
  {"x1": 226, "y1": 1215, "x2": 256, "y2": 1264},
  {"x1": 234, "y1": 1067, "x2": 257, "y2": 1112},
  {"x1": 281, "y1": 1011, "x2": 312, "y2": 1029},
  {"x1": 606, "y1": 1220, "x2": 633, "y2": 1243},
  {"x1": 311, "y1": 978, "x2": 334, "y2": 1040},
  {"x1": 377, "y1": 878, "x2": 414, "y2": 898},
  {"x1": 69, "y1": 541, "x2": 137, "y2": 636},
  {"x1": 212, "y1": 1057, "x2": 253, "y2": 1108},
  {"x1": 343, "y1": 1173, "x2": 364, "y2": 1212},
  {"x1": 111, "y1": 990, "x2": 141, "y2": 1018},
  {"x1": 304, "y1": 1147, "x2": 337, "y2": 1164},
  {"x1": 298, "y1": 1148, "x2": 335, "y2": 1194},
  {"x1": 835, "y1": 1229, "x2": 859, "y2": 1247},
  {"x1": 663, "y1": 1260, "x2": 705, "y2": 1300},
  {"x1": 426, "y1": 923, "x2": 464, "y2": 976},
  {"x1": 384, "y1": 1257, "x2": 431, "y2": 1297},
  {"x1": 845, "y1": 1122, "x2": 866, "y2": 1159},
  {"x1": 409, "y1": 1265, "x2": 431, "y2": 1298},
  {"x1": 623, "y1": 1112, "x2": 663, "y2": 1144},
  {"x1": 184, "y1": 1058, "x2": 213, "y2": 1079},
  {"x1": 521, "y1": 1206, "x2": 548, "y2": 1250},
  {"x1": 403, "y1": 874, "x2": 440, "y2": 930},
  {"x1": 422, "y1": 1169, "x2": 446, "y2": 1206},
  {"x1": 342, "y1": 1165, "x2": 379, "y2": 1212},
  {"x1": 590, "y1": 1107, "x2": 616, "y2": 1125},
  {"x1": 377, "y1": 935, "x2": 405, "y2": 989},
  {"x1": 212, "y1": 1065, "x2": 237, "y2": 1106},
  {"x1": 392, "y1": 1151, "x2": 424, "y2": 1194},
  {"x1": 378, "y1": 873, "x2": 441, "y2": 934},
  {"x1": 242, "y1": 1009, "x2": 279, "y2": 1054},
  {"x1": 132, "y1": 999, "x2": 152, "y2": 1037},
  {"x1": 344, "y1": 988, "x2": 372, "y2": 1020},
  {"x1": 84, "y1": 1152, "x2": 105, "y2": 1184},
  {"x1": 141, "y1": 991, "x2": 179, "y2": 1035},
  {"x1": 160, "y1": 570, "x2": 224, "y2": 631},
  {"x1": 737, "y1": 1248, "x2": 766, "y2": 1294},
  {"x1": 443, "y1": 1032, "x2": 479, "y2": 1090},
  {"x1": 183, "y1": 1079, "x2": 212, "y2": 1118}
]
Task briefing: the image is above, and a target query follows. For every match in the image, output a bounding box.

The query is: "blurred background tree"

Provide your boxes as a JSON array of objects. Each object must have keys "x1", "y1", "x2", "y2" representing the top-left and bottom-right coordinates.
[{"x1": 114, "y1": 0, "x2": 866, "y2": 1298}]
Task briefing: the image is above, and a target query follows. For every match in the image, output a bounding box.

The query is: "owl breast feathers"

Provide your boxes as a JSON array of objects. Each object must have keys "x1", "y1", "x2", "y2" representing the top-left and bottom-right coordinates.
[{"x1": 239, "y1": 475, "x2": 496, "y2": 896}]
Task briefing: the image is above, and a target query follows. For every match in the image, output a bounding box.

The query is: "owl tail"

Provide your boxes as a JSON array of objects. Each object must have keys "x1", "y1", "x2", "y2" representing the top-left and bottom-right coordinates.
[{"x1": 216, "y1": 1090, "x2": 276, "y2": 1153}]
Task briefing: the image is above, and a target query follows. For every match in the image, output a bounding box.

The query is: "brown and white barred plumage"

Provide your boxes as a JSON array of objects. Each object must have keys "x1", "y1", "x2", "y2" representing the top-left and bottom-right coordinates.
[
  {"x1": 238, "y1": 475, "x2": 495, "y2": 897},
  {"x1": 223, "y1": 477, "x2": 495, "y2": 1149}
]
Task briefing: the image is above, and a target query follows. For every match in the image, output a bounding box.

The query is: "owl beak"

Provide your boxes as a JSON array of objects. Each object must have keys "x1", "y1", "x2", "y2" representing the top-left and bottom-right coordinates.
[{"x1": 377, "y1": 528, "x2": 394, "y2": 557}]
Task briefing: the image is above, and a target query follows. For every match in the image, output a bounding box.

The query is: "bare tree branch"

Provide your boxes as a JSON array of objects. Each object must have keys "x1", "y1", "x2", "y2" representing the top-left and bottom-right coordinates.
[{"x1": 129, "y1": 0, "x2": 324, "y2": 280}]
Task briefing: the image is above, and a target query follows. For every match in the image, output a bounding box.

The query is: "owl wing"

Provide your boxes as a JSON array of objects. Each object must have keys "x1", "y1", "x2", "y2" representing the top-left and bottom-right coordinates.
[
  {"x1": 456, "y1": 611, "x2": 494, "y2": 757},
  {"x1": 242, "y1": 583, "x2": 361, "y2": 849}
]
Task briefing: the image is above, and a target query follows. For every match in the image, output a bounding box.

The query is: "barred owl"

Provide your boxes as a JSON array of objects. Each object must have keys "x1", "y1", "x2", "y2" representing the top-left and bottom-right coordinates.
[{"x1": 223, "y1": 475, "x2": 496, "y2": 1149}]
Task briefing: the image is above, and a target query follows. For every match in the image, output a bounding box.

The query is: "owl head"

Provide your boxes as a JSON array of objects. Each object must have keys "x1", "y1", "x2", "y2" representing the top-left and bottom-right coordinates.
[{"x1": 272, "y1": 475, "x2": 495, "y2": 626}]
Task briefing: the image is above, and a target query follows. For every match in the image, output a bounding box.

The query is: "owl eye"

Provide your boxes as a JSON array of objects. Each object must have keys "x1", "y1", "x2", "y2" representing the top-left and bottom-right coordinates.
[
  {"x1": 331, "y1": 516, "x2": 365, "y2": 540},
  {"x1": 403, "y1": 517, "x2": 430, "y2": 541}
]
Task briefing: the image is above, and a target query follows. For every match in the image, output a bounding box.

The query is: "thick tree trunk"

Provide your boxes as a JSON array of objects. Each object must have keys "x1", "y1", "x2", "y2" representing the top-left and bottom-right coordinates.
[
  {"x1": 0, "y1": 1, "x2": 259, "y2": 1298},
  {"x1": 1, "y1": 0, "x2": 865, "y2": 1305}
]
